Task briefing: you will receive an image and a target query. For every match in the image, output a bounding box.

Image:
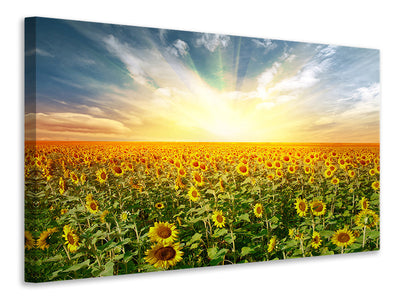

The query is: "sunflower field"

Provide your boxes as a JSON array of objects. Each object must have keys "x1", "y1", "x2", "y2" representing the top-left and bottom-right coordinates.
[{"x1": 24, "y1": 142, "x2": 380, "y2": 282}]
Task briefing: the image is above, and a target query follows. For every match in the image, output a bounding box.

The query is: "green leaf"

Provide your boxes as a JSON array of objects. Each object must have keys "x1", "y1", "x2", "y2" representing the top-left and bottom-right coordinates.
[
  {"x1": 269, "y1": 216, "x2": 279, "y2": 223},
  {"x1": 100, "y1": 261, "x2": 114, "y2": 276},
  {"x1": 212, "y1": 228, "x2": 228, "y2": 238},
  {"x1": 237, "y1": 213, "x2": 250, "y2": 223},
  {"x1": 240, "y1": 247, "x2": 253, "y2": 257},
  {"x1": 207, "y1": 247, "x2": 228, "y2": 264},
  {"x1": 367, "y1": 230, "x2": 380, "y2": 239},
  {"x1": 63, "y1": 259, "x2": 90, "y2": 272},
  {"x1": 224, "y1": 233, "x2": 236, "y2": 244},
  {"x1": 186, "y1": 233, "x2": 202, "y2": 246}
]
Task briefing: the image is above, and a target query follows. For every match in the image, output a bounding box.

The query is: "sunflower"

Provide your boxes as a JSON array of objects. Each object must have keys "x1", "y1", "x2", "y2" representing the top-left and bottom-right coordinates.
[
  {"x1": 59, "y1": 176, "x2": 66, "y2": 195},
  {"x1": 265, "y1": 161, "x2": 273, "y2": 169},
  {"x1": 276, "y1": 169, "x2": 284, "y2": 178},
  {"x1": 371, "y1": 181, "x2": 380, "y2": 191},
  {"x1": 111, "y1": 165, "x2": 124, "y2": 177},
  {"x1": 80, "y1": 173, "x2": 87, "y2": 185},
  {"x1": 324, "y1": 169, "x2": 333, "y2": 178},
  {"x1": 311, "y1": 232, "x2": 322, "y2": 249},
  {"x1": 96, "y1": 168, "x2": 108, "y2": 184},
  {"x1": 331, "y1": 177, "x2": 340, "y2": 185},
  {"x1": 155, "y1": 202, "x2": 165, "y2": 209},
  {"x1": 369, "y1": 169, "x2": 376, "y2": 176},
  {"x1": 273, "y1": 160, "x2": 283, "y2": 169},
  {"x1": 178, "y1": 167, "x2": 186, "y2": 177},
  {"x1": 199, "y1": 163, "x2": 208, "y2": 171},
  {"x1": 120, "y1": 211, "x2": 130, "y2": 222},
  {"x1": 188, "y1": 186, "x2": 200, "y2": 202},
  {"x1": 348, "y1": 169, "x2": 355, "y2": 178},
  {"x1": 62, "y1": 225, "x2": 79, "y2": 253},
  {"x1": 100, "y1": 210, "x2": 109, "y2": 223},
  {"x1": 60, "y1": 208, "x2": 68, "y2": 215},
  {"x1": 37, "y1": 228, "x2": 58, "y2": 250},
  {"x1": 192, "y1": 171, "x2": 204, "y2": 186},
  {"x1": 25, "y1": 231, "x2": 35, "y2": 250},
  {"x1": 253, "y1": 203, "x2": 263, "y2": 218},
  {"x1": 267, "y1": 236, "x2": 277, "y2": 253},
  {"x1": 212, "y1": 210, "x2": 226, "y2": 228},
  {"x1": 308, "y1": 176, "x2": 315, "y2": 184},
  {"x1": 191, "y1": 160, "x2": 200, "y2": 169},
  {"x1": 310, "y1": 199, "x2": 326, "y2": 216},
  {"x1": 219, "y1": 178, "x2": 225, "y2": 192},
  {"x1": 287, "y1": 165, "x2": 296, "y2": 174},
  {"x1": 359, "y1": 197, "x2": 369, "y2": 210},
  {"x1": 175, "y1": 176, "x2": 186, "y2": 190},
  {"x1": 85, "y1": 193, "x2": 99, "y2": 214},
  {"x1": 294, "y1": 232, "x2": 304, "y2": 241},
  {"x1": 70, "y1": 171, "x2": 80, "y2": 185},
  {"x1": 355, "y1": 209, "x2": 379, "y2": 228},
  {"x1": 295, "y1": 198, "x2": 308, "y2": 217},
  {"x1": 236, "y1": 162, "x2": 249, "y2": 176},
  {"x1": 304, "y1": 165, "x2": 312, "y2": 174},
  {"x1": 267, "y1": 173, "x2": 275, "y2": 181},
  {"x1": 331, "y1": 228, "x2": 355, "y2": 248},
  {"x1": 148, "y1": 222, "x2": 179, "y2": 244},
  {"x1": 145, "y1": 242, "x2": 183, "y2": 269}
]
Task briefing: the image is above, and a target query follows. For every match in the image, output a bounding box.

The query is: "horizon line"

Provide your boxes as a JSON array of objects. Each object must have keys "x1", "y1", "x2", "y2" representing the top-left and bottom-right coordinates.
[{"x1": 26, "y1": 140, "x2": 380, "y2": 145}]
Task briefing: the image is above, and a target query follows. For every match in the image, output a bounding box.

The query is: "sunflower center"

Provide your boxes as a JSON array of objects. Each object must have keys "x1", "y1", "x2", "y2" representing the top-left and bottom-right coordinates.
[
  {"x1": 337, "y1": 232, "x2": 350, "y2": 243},
  {"x1": 101, "y1": 172, "x2": 107, "y2": 180},
  {"x1": 90, "y1": 202, "x2": 98, "y2": 210},
  {"x1": 67, "y1": 232, "x2": 75, "y2": 245},
  {"x1": 239, "y1": 166, "x2": 247, "y2": 173},
  {"x1": 256, "y1": 207, "x2": 262, "y2": 214},
  {"x1": 155, "y1": 246, "x2": 176, "y2": 261},
  {"x1": 194, "y1": 173, "x2": 201, "y2": 182},
  {"x1": 192, "y1": 190, "x2": 198, "y2": 197},
  {"x1": 157, "y1": 226, "x2": 172, "y2": 238},
  {"x1": 313, "y1": 203, "x2": 323, "y2": 212},
  {"x1": 299, "y1": 202, "x2": 306, "y2": 211},
  {"x1": 179, "y1": 169, "x2": 185, "y2": 176},
  {"x1": 216, "y1": 215, "x2": 224, "y2": 223},
  {"x1": 114, "y1": 167, "x2": 122, "y2": 174}
]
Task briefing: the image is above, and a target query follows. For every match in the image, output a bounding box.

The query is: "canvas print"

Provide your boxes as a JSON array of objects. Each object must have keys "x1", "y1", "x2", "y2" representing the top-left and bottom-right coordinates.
[{"x1": 24, "y1": 17, "x2": 380, "y2": 282}]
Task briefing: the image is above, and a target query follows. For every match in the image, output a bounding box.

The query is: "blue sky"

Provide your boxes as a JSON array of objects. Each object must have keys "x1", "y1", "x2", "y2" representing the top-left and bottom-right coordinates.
[{"x1": 25, "y1": 17, "x2": 380, "y2": 142}]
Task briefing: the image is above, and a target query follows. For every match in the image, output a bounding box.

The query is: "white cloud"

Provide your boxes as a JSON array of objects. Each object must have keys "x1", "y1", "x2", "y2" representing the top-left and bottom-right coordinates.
[
  {"x1": 103, "y1": 35, "x2": 153, "y2": 86},
  {"x1": 341, "y1": 83, "x2": 380, "y2": 117},
  {"x1": 195, "y1": 33, "x2": 230, "y2": 52},
  {"x1": 252, "y1": 39, "x2": 277, "y2": 52},
  {"x1": 168, "y1": 39, "x2": 189, "y2": 57}
]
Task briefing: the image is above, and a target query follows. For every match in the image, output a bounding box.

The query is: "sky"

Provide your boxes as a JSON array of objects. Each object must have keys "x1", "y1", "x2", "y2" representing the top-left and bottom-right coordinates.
[{"x1": 25, "y1": 17, "x2": 380, "y2": 143}]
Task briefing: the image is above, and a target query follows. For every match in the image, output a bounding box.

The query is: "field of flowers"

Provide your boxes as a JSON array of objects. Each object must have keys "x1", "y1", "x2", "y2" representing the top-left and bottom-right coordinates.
[{"x1": 24, "y1": 142, "x2": 380, "y2": 282}]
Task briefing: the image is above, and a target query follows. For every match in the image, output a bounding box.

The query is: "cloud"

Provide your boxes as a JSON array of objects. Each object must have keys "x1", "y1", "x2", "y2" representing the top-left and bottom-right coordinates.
[
  {"x1": 195, "y1": 33, "x2": 230, "y2": 52},
  {"x1": 340, "y1": 83, "x2": 380, "y2": 117},
  {"x1": 252, "y1": 38, "x2": 277, "y2": 52},
  {"x1": 25, "y1": 48, "x2": 54, "y2": 57},
  {"x1": 103, "y1": 35, "x2": 153, "y2": 86},
  {"x1": 25, "y1": 112, "x2": 132, "y2": 140},
  {"x1": 168, "y1": 39, "x2": 189, "y2": 57}
]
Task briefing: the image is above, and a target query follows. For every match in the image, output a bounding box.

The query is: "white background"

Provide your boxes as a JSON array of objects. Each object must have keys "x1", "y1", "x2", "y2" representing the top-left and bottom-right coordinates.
[{"x1": 1, "y1": 1, "x2": 399, "y2": 299}]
